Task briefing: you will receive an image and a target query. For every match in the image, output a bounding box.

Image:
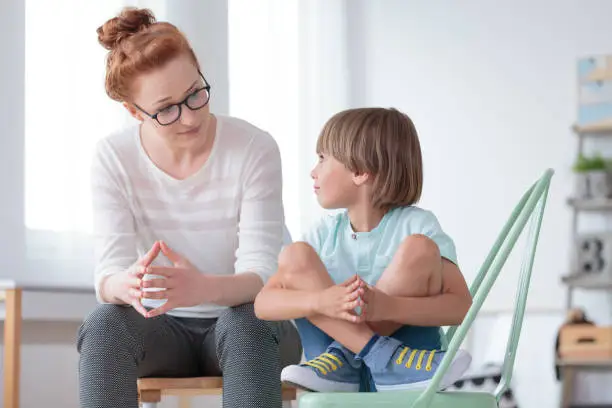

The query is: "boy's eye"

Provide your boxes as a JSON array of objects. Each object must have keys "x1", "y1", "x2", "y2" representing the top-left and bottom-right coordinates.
[{"x1": 318, "y1": 154, "x2": 324, "y2": 161}]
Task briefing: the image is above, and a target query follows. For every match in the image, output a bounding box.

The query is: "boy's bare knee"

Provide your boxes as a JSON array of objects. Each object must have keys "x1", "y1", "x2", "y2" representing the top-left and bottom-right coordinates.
[
  {"x1": 396, "y1": 234, "x2": 441, "y2": 266},
  {"x1": 278, "y1": 242, "x2": 319, "y2": 283},
  {"x1": 382, "y1": 234, "x2": 442, "y2": 295},
  {"x1": 279, "y1": 242, "x2": 317, "y2": 268}
]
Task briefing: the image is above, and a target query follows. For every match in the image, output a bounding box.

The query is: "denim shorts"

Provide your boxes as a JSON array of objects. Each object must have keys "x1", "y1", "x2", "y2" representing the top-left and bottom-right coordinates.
[{"x1": 294, "y1": 318, "x2": 443, "y2": 392}]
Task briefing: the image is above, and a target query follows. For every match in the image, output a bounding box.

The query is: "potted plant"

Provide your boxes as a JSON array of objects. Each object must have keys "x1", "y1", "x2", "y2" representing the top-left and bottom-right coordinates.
[
  {"x1": 573, "y1": 153, "x2": 612, "y2": 199},
  {"x1": 573, "y1": 154, "x2": 591, "y2": 199}
]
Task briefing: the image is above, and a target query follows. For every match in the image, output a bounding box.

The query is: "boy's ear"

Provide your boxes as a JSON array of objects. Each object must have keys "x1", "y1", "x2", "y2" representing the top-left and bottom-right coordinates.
[{"x1": 352, "y1": 172, "x2": 370, "y2": 187}]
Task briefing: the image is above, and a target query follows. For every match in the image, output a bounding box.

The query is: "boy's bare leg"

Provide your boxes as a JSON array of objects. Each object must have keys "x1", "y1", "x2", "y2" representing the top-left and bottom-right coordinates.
[
  {"x1": 368, "y1": 234, "x2": 444, "y2": 336},
  {"x1": 277, "y1": 242, "x2": 374, "y2": 354}
]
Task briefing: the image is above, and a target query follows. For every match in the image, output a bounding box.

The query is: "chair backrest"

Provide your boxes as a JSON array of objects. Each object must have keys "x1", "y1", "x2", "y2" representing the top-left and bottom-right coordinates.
[{"x1": 413, "y1": 168, "x2": 554, "y2": 408}]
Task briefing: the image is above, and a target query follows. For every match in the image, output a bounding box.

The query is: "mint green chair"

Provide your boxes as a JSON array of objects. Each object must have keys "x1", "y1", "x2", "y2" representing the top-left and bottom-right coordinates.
[{"x1": 298, "y1": 168, "x2": 554, "y2": 408}]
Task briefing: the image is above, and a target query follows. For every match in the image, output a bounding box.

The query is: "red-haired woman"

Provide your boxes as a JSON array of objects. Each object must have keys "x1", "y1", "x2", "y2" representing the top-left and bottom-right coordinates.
[{"x1": 76, "y1": 7, "x2": 301, "y2": 408}]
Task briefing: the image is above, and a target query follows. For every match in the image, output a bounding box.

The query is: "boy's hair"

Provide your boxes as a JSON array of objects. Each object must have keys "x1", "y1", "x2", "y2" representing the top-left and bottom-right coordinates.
[{"x1": 316, "y1": 107, "x2": 423, "y2": 210}]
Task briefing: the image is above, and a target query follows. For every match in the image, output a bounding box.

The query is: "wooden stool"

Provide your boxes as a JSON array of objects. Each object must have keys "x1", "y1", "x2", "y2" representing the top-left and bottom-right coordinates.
[{"x1": 137, "y1": 377, "x2": 297, "y2": 408}]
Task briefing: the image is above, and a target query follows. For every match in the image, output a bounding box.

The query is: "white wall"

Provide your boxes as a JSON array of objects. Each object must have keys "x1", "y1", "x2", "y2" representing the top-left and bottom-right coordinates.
[
  {"x1": 344, "y1": 0, "x2": 612, "y2": 406},
  {"x1": 0, "y1": 0, "x2": 25, "y2": 283}
]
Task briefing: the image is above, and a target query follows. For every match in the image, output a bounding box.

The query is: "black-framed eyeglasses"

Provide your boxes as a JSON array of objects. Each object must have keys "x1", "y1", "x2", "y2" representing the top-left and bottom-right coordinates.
[{"x1": 133, "y1": 71, "x2": 211, "y2": 126}]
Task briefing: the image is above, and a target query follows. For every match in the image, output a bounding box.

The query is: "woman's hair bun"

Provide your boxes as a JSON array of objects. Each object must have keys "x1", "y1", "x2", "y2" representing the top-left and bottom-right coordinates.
[{"x1": 97, "y1": 7, "x2": 156, "y2": 50}]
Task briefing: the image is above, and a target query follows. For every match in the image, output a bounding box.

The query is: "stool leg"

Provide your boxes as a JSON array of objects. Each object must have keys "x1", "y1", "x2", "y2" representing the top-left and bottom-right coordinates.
[
  {"x1": 281, "y1": 387, "x2": 296, "y2": 408},
  {"x1": 561, "y1": 367, "x2": 575, "y2": 408},
  {"x1": 178, "y1": 396, "x2": 191, "y2": 408},
  {"x1": 139, "y1": 389, "x2": 161, "y2": 408}
]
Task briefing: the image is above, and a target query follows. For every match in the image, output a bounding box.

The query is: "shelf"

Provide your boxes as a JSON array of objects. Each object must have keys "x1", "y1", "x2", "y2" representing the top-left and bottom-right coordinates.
[
  {"x1": 583, "y1": 67, "x2": 612, "y2": 83},
  {"x1": 567, "y1": 197, "x2": 612, "y2": 211},
  {"x1": 572, "y1": 121, "x2": 612, "y2": 136},
  {"x1": 561, "y1": 273, "x2": 612, "y2": 289},
  {"x1": 568, "y1": 406, "x2": 612, "y2": 408},
  {"x1": 557, "y1": 358, "x2": 612, "y2": 368}
]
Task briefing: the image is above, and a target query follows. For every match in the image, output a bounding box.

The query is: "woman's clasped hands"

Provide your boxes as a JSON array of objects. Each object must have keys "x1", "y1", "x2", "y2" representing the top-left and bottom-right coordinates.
[{"x1": 107, "y1": 240, "x2": 213, "y2": 318}]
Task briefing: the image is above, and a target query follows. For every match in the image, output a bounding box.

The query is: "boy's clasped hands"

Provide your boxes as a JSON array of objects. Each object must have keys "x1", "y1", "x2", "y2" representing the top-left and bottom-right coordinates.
[{"x1": 316, "y1": 274, "x2": 388, "y2": 323}]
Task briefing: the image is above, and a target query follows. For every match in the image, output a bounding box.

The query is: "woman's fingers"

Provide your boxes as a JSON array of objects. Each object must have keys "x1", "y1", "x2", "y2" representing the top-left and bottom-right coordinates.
[
  {"x1": 128, "y1": 288, "x2": 142, "y2": 299},
  {"x1": 141, "y1": 278, "x2": 168, "y2": 289},
  {"x1": 146, "y1": 266, "x2": 177, "y2": 277},
  {"x1": 160, "y1": 241, "x2": 183, "y2": 264},
  {"x1": 127, "y1": 275, "x2": 142, "y2": 289},
  {"x1": 130, "y1": 297, "x2": 148, "y2": 317},
  {"x1": 139, "y1": 241, "x2": 161, "y2": 267},
  {"x1": 129, "y1": 265, "x2": 147, "y2": 278},
  {"x1": 146, "y1": 301, "x2": 173, "y2": 318},
  {"x1": 141, "y1": 290, "x2": 168, "y2": 300}
]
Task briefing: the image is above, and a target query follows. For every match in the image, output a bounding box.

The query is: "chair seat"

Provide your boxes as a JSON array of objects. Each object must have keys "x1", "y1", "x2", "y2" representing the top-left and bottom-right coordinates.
[
  {"x1": 298, "y1": 390, "x2": 498, "y2": 408},
  {"x1": 137, "y1": 376, "x2": 296, "y2": 400}
]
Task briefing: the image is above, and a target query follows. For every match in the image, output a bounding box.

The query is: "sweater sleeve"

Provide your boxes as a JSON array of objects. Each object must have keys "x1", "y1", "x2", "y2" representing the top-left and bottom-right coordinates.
[
  {"x1": 234, "y1": 132, "x2": 285, "y2": 284},
  {"x1": 90, "y1": 139, "x2": 138, "y2": 303}
]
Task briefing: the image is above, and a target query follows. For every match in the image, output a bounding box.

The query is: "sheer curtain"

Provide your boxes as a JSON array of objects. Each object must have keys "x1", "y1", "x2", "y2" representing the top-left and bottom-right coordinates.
[
  {"x1": 24, "y1": 0, "x2": 164, "y2": 285},
  {"x1": 228, "y1": 0, "x2": 301, "y2": 238},
  {"x1": 228, "y1": 0, "x2": 352, "y2": 240}
]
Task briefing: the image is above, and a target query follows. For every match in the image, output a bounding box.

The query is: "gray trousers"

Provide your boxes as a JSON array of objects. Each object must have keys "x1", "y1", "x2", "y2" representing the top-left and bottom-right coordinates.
[{"x1": 76, "y1": 303, "x2": 302, "y2": 408}]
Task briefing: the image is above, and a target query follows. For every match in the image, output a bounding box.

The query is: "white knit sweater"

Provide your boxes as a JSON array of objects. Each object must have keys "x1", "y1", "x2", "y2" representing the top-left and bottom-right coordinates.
[{"x1": 90, "y1": 115, "x2": 286, "y2": 318}]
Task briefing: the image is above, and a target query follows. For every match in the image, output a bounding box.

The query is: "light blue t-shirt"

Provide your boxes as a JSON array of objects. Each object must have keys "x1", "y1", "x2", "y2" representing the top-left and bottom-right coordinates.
[{"x1": 302, "y1": 206, "x2": 457, "y2": 286}]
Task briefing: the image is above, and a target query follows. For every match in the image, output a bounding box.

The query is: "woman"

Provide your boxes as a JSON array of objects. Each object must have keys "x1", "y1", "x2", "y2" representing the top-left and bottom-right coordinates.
[{"x1": 76, "y1": 7, "x2": 302, "y2": 408}]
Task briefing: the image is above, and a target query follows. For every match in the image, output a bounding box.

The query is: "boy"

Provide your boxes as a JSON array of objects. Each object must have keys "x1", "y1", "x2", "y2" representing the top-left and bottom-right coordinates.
[{"x1": 254, "y1": 107, "x2": 472, "y2": 392}]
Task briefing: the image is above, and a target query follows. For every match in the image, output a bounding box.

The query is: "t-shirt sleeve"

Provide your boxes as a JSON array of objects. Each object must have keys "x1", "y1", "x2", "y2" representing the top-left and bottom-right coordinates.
[
  {"x1": 410, "y1": 209, "x2": 458, "y2": 265},
  {"x1": 234, "y1": 132, "x2": 285, "y2": 284}
]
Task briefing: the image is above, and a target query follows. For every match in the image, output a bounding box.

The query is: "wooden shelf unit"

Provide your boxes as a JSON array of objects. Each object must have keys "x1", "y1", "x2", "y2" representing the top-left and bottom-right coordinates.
[{"x1": 561, "y1": 122, "x2": 612, "y2": 408}]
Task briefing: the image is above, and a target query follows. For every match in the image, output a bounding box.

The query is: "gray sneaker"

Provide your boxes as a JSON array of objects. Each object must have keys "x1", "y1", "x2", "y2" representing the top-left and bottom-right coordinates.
[
  {"x1": 361, "y1": 336, "x2": 472, "y2": 392},
  {"x1": 281, "y1": 341, "x2": 361, "y2": 392}
]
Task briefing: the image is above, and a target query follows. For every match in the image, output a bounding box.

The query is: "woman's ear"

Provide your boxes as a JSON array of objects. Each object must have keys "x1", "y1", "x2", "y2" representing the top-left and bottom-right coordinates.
[{"x1": 122, "y1": 102, "x2": 144, "y2": 122}]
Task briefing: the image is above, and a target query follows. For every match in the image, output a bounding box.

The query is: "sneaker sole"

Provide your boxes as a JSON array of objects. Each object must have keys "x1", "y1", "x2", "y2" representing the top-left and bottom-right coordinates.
[
  {"x1": 281, "y1": 365, "x2": 360, "y2": 393},
  {"x1": 375, "y1": 350, "x2": 472, "y2": 392}
]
